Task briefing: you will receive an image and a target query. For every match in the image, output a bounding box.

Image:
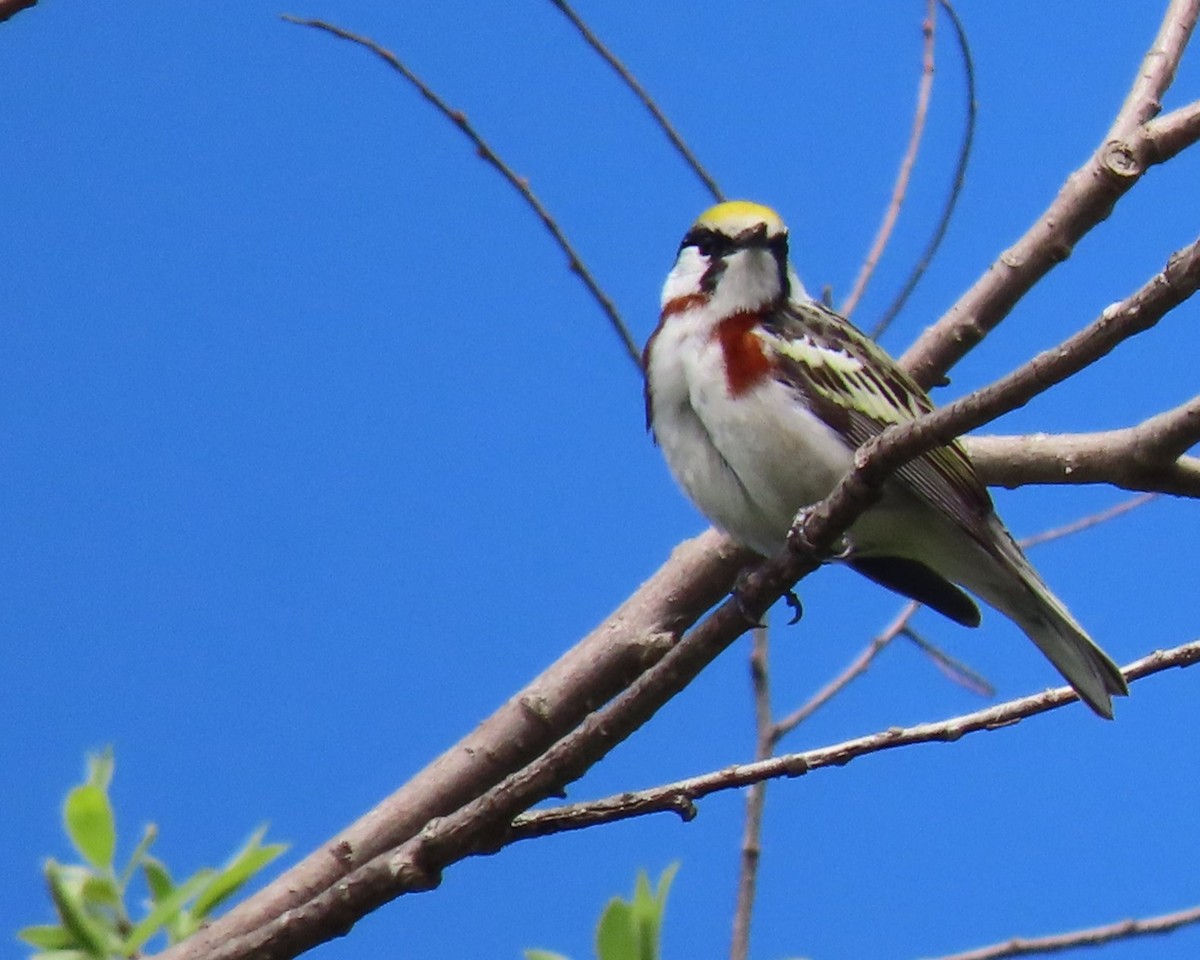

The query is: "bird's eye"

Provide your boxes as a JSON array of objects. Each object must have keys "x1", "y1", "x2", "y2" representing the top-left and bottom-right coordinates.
[{"x1": 683, "y1": 228, "x2": 732, "y2": 259}]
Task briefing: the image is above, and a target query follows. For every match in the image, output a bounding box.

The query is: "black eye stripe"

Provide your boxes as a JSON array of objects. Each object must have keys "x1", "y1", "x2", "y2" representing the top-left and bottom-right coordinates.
[
  {"x1": 680, "y1": 224, "x2": 786, "y2": 260},
  {"x1": 680, "y1": 227, "x2": 734, "y2": 259}
]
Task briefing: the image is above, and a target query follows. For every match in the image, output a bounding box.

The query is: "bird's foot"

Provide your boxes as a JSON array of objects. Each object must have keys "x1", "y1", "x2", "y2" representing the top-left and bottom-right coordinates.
[
  {"x1": 731, "y1": 568, "x2": 767, "y2": 628},
  {"x1": 783, "y1": 589, "x2": 803, "y2": 625},
  {"x1": 788, "y1": 506, "x2": 855, "y2": 561}
]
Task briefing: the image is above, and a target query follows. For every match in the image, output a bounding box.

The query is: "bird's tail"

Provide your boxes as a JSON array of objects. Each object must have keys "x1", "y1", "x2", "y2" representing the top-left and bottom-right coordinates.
[{"x1": 969, "y1": 523, "x2": 1129, "y2": 718}]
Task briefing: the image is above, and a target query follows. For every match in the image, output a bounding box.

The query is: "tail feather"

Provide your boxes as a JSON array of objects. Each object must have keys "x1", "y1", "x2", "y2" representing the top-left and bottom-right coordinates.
[
  {"x1": 1012, "y1": 595, "x2": 1128, "y2": 718},
  {"x1": 967, "y1": 525, "x2": 1128, "y2": 718}
]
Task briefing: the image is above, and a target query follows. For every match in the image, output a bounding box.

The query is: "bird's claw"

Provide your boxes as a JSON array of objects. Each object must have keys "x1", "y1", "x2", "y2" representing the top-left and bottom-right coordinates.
[{"x1": 784, "y1": 589, "x2": 803, "y2": 625}]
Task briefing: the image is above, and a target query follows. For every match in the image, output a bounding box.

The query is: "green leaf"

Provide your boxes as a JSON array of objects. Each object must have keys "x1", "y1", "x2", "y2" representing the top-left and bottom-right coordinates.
[
  {"x1": 191, "y1": 826, "x2": 287, "y2": 918},
  {"x1": 45, "y1": 861, "x2": 115, "y2": 959},
  {"x1": 85, "y1": 748, "x2": 115, "y2": 792},
  {"x1": 17, "y1": 925, "x2": 76, "y2": 950},
  {"x1": 80, "y1": 873, "x2": 121, "y2": 909},
  {"x1": 63, "y1": 784, "x2": 116, "y2": 871},
  {"x1": 119, "y1": 822, "x2": 158, "y2": 891},
  {"x1": 122, "y1": 869, "x2": 215, "y2": 954},
  {"x1": 29, "y1": 951, "x2": 94, "y2": 960},
  {"x1": 630, "y1": 870, "x2": 655, "y2": 958},
  {"x1": 142, "y1": 855, "x2": 174, "y2": 903},
  {"x1": 595, "y1": 898, "x2": 638, "y2": 960},
  {"x1": 523, "y1": 951, "x2": 570, "y2": 960},
  {"x1": 653, "y1": 863, "x2": 679, "y2": 908}
]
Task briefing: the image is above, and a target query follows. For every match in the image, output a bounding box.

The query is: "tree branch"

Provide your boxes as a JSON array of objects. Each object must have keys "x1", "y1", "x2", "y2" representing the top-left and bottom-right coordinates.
[
  {"x1": 872, "y1": 0, "x2": 977, "y2": 340},
  {"x1": 1111, "y1": 0, "x2": 1200, "y2": 138},
  {"x1": 899, "y1": 0, "x2": 1200, "y2": 387},
  {"x1": 967, "y1": 394, "x2": 1200, "y2": 497},
  {"x1": 280, "y1": 15, "x2": 644, "y2": 371},
  {"x1": 545, "y1": 0, "x2": 724, "y2": 202},
  {"x1": 512, "y1": 640, "x2": 1200, "y2": 838},
  {"x1": 729, "y1": 626, "x2": 773, "y2": 960},
  {"x1": 841, "y1": 0, "x2": 937, "y2": 318},
  {"x1": 924, "y1": 902, "x2": 1200, "y2": 960}
]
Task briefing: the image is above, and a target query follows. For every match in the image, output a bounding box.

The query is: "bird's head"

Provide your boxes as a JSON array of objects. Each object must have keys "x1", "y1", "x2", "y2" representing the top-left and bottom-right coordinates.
[{"x1": 661, "y1": 201, "x2": 793, "y2": 314}]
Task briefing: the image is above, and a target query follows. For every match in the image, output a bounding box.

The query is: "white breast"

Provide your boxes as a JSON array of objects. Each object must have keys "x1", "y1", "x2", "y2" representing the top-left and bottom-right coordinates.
[{"x1": 647, "y1": 310, "x2": 854, "y2": 557}]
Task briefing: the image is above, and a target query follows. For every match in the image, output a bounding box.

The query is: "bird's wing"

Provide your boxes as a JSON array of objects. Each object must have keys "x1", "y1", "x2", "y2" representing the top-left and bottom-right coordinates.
[{"x1": 760, "y1": 298, "x2": 995, "y2": 544}]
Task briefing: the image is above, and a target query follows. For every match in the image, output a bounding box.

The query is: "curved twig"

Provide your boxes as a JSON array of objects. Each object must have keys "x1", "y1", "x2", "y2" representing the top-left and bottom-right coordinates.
[
  {"x1": 546, "y1": 0, "x2": 724, "y2": 202},
  {"x1": 842, "y1": 0, "x2": 937, "y2": 319},
  {"x1": 280, "y1": 15, "x2": 644, "y2": 371},
  {"x1": 871, "y1": 0, "x2": 977, "y2": 339}
]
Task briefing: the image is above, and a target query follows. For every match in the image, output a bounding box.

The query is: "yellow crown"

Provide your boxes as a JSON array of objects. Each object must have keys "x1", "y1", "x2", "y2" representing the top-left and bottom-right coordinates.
[{"x1": 694, "y1": 200, "x2": 786, "y2": 235}]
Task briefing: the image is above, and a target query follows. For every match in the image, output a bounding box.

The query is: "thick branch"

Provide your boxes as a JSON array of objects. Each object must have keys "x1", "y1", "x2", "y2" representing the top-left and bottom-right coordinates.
[
  {"x1": 155, "y1": 529, "x2": 752, "y2": 960},
  {"x1": 967, "y1": 394, "x2": 1200, "y2": 496},
  {"x1": 900, "y1": 0, "x2": 1200, "y2": 387}
]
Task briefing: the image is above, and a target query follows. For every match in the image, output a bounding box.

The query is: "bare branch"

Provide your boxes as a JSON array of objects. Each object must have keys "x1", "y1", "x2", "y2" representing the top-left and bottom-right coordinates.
[
  {"x1": 842, "y1": 0, "x2": 937, "y2": 319},
  {"x1": 730, "y1": 626, "x2": 773, "y2": 960},
  {"x1": 513, "y1": 640, "x2": 1200, "y2": 838},
  {"x1": 925, "y1": 902, "x2": 1200, "y2": 960},
  {"x1": 900, "y1": 0, "x2": 1200, "y2": 387},
  {"x1": 967, "y1": 394, "x2": 1200, "y2": 497},
  {"x1": 156, "y1": 527, "x2": 753, "y2": 960},
  {"x1": 546, "y1": 0, "x2": 724, "y2": 202},
  {"x1": 1145, "y1": 98, "x2": 1200, "y2": 157},
  {"x1": 872, "y1": 0, "x2": 977, "y2": 339},
  {"x1": 903, "y1": 627, "x2": 997, "y2": 697},
  {"x1": 1110, "y1": 0, "x2": 1200, "y2": 138},
  {"x1": 773, "y1": 601, "x2": 918, "y2": 740},
  {"x1": 280, "y1": 15, "x2": 644, "y2": 370},
  {"x1": 1019, "y1": 493, "x2": 1158, "y2": 549}
]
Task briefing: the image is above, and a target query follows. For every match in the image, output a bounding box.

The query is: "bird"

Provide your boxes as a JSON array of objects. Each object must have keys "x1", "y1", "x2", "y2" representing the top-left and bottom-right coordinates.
[{"x1": 642, "y1": 200, "x2": 1128, "y2": 717}]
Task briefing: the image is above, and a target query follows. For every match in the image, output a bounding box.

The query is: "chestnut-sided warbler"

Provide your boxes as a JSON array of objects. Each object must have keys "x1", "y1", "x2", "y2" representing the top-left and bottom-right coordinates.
[{"x1": 643, "y1": 200, "x2": 1128, "y2": 717}]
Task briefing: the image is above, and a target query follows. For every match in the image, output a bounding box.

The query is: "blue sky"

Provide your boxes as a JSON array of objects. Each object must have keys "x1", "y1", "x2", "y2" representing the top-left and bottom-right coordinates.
[{"x1": 4, "y1": 3, "x2": 1199, "y2": 959}]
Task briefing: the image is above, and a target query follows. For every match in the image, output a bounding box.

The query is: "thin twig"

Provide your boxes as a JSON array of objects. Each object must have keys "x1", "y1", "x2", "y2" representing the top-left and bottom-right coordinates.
[
  {"x1": 730, "y1": 626, "x2": 773, "y2": 960},
  {"x1": 903, "y1": 627, "x2": 996, "y2": 697},
  {"x1": 1019, "y1": 492, "x2": 1158, "y2": 549},
  {"x1": 872, "y1": 0, "x2": 977, "y2": 339},
  {"x1": 923, "y1": 902, "x2": 1200, "y2": 960},
  {"x1": 841, "y1": 0, "x2": 937, "y2": 319},
  {"x1": 513, "y1": 640, "x2": 1200, "y2": 837},
  {"x1": 546, "y1": 0, "x2": 724, "y2": 202},
  {"x1": 280, "y1": 15, "x2": 644, "y2": 371},
  {"x1": 773, "y1": 601, "x2": 919, "y2": 740}
]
